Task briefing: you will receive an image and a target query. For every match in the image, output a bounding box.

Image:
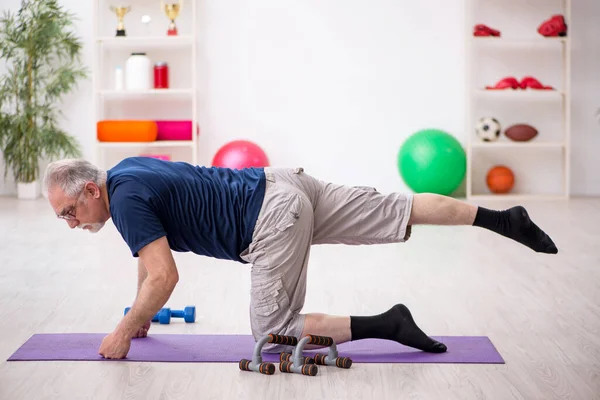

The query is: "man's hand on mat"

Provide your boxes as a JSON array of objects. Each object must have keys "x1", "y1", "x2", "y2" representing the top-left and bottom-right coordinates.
[
  {"x1": 132, "y1": 320, "x2": 152, "y2": 339},
  {"x1": 99, "y1": 330, "x2": 131, "y2": 359}
]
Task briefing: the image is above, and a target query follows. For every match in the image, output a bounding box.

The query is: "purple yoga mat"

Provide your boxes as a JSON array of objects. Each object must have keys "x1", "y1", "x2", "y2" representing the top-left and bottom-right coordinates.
[{"x1": 7, "y1": 334, "x2": 504, "y2": 364}]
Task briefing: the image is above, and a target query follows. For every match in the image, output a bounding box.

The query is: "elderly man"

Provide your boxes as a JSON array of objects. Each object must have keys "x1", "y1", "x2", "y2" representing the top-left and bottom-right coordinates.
[{"x1": 43, "y1": 157, "x2": 557, "y2": 359}]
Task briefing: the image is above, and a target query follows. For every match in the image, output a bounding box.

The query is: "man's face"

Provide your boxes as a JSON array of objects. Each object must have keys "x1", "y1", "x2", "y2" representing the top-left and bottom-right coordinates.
[{"x1": 48, "y1": 183, "x2": 108, "y2": 233}]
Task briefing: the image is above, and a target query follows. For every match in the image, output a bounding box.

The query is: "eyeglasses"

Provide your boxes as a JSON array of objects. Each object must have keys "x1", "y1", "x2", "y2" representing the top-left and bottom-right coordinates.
[{"x1": 57, "y1": 190, "x2": 85, "y2": 221}]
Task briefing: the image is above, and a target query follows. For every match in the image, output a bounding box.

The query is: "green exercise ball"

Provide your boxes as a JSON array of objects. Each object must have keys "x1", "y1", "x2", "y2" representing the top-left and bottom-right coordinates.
[{"x1": 397, "y1": 129, "x2": 466, "y2": 195}]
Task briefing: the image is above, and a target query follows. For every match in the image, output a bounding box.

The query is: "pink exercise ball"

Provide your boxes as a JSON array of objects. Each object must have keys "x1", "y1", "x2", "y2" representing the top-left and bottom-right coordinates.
[{"x1": 212, "y1": 140, "x2": 270, "y2": 169}]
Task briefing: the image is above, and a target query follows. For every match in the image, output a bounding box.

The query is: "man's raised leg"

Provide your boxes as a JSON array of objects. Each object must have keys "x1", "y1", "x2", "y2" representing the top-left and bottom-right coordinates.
[{"x1": 409, "y1": 193, "x2": 558, "y2": 253}]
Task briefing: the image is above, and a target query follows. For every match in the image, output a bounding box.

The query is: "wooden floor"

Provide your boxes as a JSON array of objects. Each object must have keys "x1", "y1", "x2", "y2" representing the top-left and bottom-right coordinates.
[{"x1": 0, "y1": 196, "x2": 599, "y2": 400}]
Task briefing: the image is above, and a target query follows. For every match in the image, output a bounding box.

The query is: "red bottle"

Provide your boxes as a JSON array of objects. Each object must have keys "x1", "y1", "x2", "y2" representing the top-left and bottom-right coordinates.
[{"x1": 154, "y1": 62, "x2": 169, "y2": 89}]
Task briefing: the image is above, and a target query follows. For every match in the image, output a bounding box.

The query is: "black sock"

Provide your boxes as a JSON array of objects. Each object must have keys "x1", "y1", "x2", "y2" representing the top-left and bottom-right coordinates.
[
  {"x1": 473, "y1": 206, "x2": 558, "y2": 254},
  {"x1": 350, "y1": 304, "x2": 447, "y2": 353}
]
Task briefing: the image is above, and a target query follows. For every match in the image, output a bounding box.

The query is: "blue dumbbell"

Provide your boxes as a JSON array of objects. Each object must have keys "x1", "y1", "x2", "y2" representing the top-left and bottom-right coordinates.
[
  {"x1": 171, "y1": 306, "x2": 196, "y2": 323},
  {"x1": 124, "y1": 306, "x2": 196, "y2": 324},
  {"x1": 124, "y1": 307, "x2": 170, "y2": 324}
]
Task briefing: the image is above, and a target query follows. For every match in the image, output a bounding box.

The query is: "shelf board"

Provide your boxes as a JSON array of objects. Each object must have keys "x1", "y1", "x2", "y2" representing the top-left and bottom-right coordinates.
[
  {"x1": 472, "y1": 37, "x2": 568, "y2": 47},
  {"x1": 97, "y1": 35, "x2": 194, "y2": 49},
  {"x1": 468, "y1": 194, "x2": 567, "y2": 201},
  {"x1": 98, "y1": 140, "x2": 195, "y2": 148},
  {"x1": 98, "y1": 89, "x2": 193, "y2": 97},
  {"x1": 475, "y1": 89, "x2": 565, "y2": 100},
  {"x1": 470, "y1": 141, "x2": 565, "y2": 148}
]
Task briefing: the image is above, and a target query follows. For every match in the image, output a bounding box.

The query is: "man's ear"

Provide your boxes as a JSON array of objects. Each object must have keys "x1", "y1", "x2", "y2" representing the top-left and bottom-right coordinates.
[{"x1": 85, "y1": 181, "x2": 101, "y2": 198}]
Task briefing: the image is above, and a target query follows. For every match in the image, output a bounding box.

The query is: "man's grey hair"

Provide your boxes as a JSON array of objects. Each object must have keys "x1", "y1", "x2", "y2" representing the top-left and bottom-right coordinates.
[{"x1": 43, "y1": 159, "x2": 107, "y2": 198}]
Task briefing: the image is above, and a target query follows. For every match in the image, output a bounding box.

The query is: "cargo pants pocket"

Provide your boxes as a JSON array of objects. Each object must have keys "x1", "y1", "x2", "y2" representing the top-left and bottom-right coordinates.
[
  {"x1": 250, "y1": 275, "x2": 291, "y2": 335},
  {"x1": 273, "y1": 192, "x2": 302, "y2": 233}
]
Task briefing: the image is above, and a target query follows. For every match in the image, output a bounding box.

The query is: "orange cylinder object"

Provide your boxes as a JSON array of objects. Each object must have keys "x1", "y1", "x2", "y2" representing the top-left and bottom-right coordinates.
[
  {"x1": 97, "y1": 120, "x2": 158, "y2": 142},
  {"x1": 486, "y1": 165, "x2": 515, "y2": 194}
]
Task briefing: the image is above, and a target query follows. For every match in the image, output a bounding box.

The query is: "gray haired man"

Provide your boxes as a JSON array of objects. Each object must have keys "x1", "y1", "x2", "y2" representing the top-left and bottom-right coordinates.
[{"x1": 43, "y1": 157, "x2": 557, "y2": 359}]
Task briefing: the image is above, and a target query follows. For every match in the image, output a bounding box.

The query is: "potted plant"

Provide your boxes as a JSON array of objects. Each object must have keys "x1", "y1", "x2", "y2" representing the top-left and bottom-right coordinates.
[{"x1": 0, "y1": 0, "x2": 87, "y2": 199}]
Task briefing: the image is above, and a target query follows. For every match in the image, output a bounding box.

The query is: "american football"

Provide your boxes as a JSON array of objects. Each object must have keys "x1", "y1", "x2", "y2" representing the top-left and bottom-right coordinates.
[{"x1": 505, "y1": 124, "x2": 538, "y2": 141}]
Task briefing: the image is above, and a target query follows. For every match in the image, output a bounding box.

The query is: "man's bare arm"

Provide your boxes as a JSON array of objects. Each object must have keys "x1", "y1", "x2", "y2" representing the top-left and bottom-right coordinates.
[
  {"x1": 116, "y1": 236, "x2": 179, "y2": 337},
  {"x1": 137, "y1": 258, "x2": 148, "y2": 296}
]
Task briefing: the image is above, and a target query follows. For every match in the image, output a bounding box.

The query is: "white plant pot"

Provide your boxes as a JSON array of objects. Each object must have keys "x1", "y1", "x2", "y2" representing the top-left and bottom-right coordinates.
[{"x1": 17, "y1": 181, "x2": 40, "y2": 200}]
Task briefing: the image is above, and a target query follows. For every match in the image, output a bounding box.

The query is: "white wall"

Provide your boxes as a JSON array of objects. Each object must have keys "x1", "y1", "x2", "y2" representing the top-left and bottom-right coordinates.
[
  {"x1": 0, "y1": 0, "x2": 598, "y2": 196},
  {"x1": 571, "y1": 0, "x2": 600, "y2": 195}
]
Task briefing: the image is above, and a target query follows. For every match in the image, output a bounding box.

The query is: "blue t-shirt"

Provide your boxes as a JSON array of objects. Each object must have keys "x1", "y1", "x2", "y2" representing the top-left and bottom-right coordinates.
[{"x1": 106, "y1": 157, "x2": 266, "y2": 263}]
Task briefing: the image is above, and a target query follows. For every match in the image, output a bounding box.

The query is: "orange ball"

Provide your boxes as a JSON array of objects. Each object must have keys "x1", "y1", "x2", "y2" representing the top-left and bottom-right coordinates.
[{"x1": 486, "y1": 166, "x2": 514, "y2": 194}]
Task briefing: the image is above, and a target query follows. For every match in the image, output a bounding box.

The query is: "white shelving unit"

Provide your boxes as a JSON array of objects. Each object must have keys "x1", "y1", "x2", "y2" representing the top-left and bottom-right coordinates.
[
  {"x1": 92, "y1": 0, "x2": 198, "y2": 169},
  {"x1": 98, "y1": 88, "x2": 195, "y2": 97},
  {"x1": 465, "y1": 0, "x2": 571, "y2": 200},
  {"x1": 97, "y1": 35, "x2": 195, "y2": 48}
]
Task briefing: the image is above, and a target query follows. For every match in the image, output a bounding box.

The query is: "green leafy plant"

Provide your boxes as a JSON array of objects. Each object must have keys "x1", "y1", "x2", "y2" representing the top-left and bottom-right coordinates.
[{"x1": 0, "y1": 0, "x2": 87, "y2": 184}]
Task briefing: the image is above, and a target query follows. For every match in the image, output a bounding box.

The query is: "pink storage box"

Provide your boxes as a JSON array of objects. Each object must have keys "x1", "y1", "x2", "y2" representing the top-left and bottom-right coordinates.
[
  {"x1": 140, "y1": 154, "x2": 171, "y2": 161},
  {"x1": 155, "y1": 120, "x2": 193, "y2": 141}
]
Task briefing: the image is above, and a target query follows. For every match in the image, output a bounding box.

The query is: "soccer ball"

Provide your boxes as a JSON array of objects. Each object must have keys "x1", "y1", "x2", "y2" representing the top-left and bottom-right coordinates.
[{"x1": 475, "y1": 117, "x2": 501, "y2": 142}]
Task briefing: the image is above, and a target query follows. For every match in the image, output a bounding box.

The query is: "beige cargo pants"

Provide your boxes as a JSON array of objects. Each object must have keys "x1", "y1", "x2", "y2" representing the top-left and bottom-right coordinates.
[{"x1": 239, "y1": 167, "x2": 413, "y2": 352}]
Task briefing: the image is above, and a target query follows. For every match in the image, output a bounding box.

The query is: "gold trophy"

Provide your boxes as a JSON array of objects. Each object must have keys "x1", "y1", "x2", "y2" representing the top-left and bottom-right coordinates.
[
  {"x1": 110, "y1": 5, "x2": 131, "y2": 37},
  {"x1": 161, "y1": 0, "x2": 183, "y2": 36}
]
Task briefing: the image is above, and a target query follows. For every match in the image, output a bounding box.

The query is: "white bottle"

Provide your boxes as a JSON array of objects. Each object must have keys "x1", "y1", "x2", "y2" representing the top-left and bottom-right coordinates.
[
  {"x1": 114, "y1": 66, "x2": 124, "y2": 90},
  {"x1": 125, "y1": 52, "x2": 151, "y2": 90}
]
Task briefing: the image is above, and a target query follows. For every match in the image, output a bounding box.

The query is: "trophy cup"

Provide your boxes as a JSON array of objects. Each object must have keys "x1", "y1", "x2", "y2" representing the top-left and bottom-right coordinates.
[
  {"x1": 161, "y1": 0, "x2": 183, "y2": 36},
  {"x1": 110, "y1": 5, "x2": 131, "y2": 37}
]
